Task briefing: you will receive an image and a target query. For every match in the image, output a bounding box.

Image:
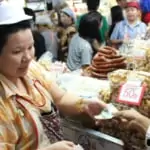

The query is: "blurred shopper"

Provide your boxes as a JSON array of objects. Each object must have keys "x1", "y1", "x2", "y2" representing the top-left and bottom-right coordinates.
[
  {"x1": 24, "y1": 7, "x2": 46, "y2": 60},
  {"x1": 107, "y1": 6, "x2": 124, "y2": 45},
  {"x1": 57, "y1": 7, "x2": 76, "y2": 62},
  {"x1": 36, "y1": 15, "x2": 59, "y2": 61},
  {"x1": 110, "y1": 1, "x2": 147, "y2": 49},
  {"x1": 76, "y1": 0, "x2": 108, "y2": 44},
  {"x1": 67, "y1": 11, "x2": 102, "y2": 71}
]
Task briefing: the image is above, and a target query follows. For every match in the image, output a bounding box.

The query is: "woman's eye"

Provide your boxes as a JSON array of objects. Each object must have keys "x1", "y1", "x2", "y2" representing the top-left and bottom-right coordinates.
[
  {"x1": 28, "y1": 44, "x2": 34, "y2": 50},
  {"x1": 12, "y1": 50, "x2": 21, "y2": 54}
]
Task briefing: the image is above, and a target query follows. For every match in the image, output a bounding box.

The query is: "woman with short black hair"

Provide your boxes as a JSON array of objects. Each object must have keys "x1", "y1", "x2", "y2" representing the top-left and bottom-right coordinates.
[
  {"x1": 108, "y1": 6, "x2": 124, "y2": 42},
  {"x1": 67, "y1": 11, "x2": 102, "y2": 71}
]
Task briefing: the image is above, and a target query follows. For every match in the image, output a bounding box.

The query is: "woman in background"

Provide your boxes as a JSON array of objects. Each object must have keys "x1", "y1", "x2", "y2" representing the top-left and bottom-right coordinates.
[
  {"x1": 57, "y1": 7, "x2": 76, "y2": 62},
  {"x1": 67, "y1": 11, "x2": 102, "y2": 71},
  {"x1": 110, "y1": 1, "x2": 147, "y2": 49},
  {"x1": 107, "y1": 6, "x2": 124, "y2": 46},
  {"x1": 36, "y1": 14, "x2": 59, "y2": 61},
  {"x1": 76, "y1": 0, "x2": 109, "y2": 44}
]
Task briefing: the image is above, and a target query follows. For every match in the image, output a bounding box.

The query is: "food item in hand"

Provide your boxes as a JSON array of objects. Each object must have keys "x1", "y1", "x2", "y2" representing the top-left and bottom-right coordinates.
[{"x1": 88, "y1": 47, "x2": 126, "y2": 79}]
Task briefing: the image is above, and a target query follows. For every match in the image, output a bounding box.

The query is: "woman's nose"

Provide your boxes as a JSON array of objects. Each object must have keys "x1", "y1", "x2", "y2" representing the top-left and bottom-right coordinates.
[{"x1": 24, "y1": 50, "x2": 33, "y2": 61}]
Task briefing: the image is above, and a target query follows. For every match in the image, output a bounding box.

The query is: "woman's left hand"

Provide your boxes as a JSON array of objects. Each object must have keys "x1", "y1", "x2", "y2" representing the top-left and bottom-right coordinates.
[{"x1": 83, "y1": 99, "x2": 107, "y2": 118}]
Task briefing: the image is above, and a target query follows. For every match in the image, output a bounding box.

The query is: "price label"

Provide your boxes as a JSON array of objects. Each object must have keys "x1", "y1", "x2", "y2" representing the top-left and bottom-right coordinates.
[
  {"x1": 132, "y1": 49, "x2": 146, "y2": 59},
  {"x1": 117, "y1": 83, "x2": 146, "y2": 106}
]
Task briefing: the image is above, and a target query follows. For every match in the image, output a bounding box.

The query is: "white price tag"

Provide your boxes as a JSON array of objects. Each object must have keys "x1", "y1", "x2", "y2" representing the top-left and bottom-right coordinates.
[
  {"x1": 117, "y1": 83, "x2": 146, "y2": 106},
  {"x1": 132, "y1": 49, "x2": 146, "y2": 59}
]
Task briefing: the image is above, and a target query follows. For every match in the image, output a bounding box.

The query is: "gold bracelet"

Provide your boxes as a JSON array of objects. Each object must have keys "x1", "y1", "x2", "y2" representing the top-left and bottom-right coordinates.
[{"x1": 76, "y1": 98, "x2": 84, "y2": 113}]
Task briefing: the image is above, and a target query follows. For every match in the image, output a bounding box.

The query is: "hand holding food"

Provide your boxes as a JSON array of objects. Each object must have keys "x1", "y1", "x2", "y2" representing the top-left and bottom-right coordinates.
[
  {"x1": 114, "y1": 109, "x2": 150, "y2": 135},
  {"x1": 82, "y1": 99, "x2": 107, "y2": 118}
]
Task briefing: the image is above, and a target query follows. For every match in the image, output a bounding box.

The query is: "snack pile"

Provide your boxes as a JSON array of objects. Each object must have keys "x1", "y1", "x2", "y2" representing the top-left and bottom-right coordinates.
[{"x1": 87, "y1": 47, "x2": 126, "y2": 79}]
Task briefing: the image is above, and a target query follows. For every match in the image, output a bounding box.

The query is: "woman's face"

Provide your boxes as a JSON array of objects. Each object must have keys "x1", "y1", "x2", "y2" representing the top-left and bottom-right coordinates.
[
  {"x1": 60, "y1": 12, "x2": 73, "y2": 26},
  {"x1": 126, "y1": 7, "x2": 138, "y2": 22},
  {"x1": 0, "y1": 29, "x2": 35, "y2": 79}
]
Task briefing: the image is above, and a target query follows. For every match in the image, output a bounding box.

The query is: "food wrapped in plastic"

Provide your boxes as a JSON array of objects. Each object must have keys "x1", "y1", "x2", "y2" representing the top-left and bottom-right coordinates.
[
  {"x1": 122, "y1": 39, "x2": 150, "y2": 72},
  {"x1": 98, "y1": 116, "x2": 146, "y2": 150},
  {"x1": 98, "y1": 69, "x2": 150, "y2": 150},
  {"x1": 108, "y1": 69, "x2": 150, "y2": 116}
]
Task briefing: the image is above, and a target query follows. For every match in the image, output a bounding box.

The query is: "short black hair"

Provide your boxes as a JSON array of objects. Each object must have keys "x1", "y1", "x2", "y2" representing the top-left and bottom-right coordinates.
[
  {"x1": 86, "y1": 0, "x2": 100, "y2": 11},
  {"x1": 78, "y1": 11, "x2": 102, "y2": 42},
  {"x1": 0, "y1": 20, "x2": 31, "y2": 54},
  {"x1": 111, "y1": 6, "x2": 124, "y2": 23},
  {"x1": 108, "y1": 6, "x2": 124, "y2": 37}
]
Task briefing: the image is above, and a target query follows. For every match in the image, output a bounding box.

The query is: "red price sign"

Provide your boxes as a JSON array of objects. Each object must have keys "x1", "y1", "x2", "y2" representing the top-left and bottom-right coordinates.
[{"x1": 117, "y1": 84, "x2": 146, "y2": 106}]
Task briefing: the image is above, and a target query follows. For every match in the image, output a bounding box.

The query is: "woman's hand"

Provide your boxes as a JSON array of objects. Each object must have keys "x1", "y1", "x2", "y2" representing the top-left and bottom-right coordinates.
[
  {"x1": 45, "y1": 141, "x2": 75, "y2": 150},
  {"x1": 83, "y1": 99, "x2": 107, "y2": 118},
  {"x1": 114, "y1": 109, "x2": 150, "y2": 135}
]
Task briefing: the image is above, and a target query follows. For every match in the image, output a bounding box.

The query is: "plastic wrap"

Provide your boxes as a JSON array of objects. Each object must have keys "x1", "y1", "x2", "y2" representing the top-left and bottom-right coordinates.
[
  {"x1": 74, "y1": 145, "x2": 84, "y2": 150},
  {"x1": 120, "y1": 39, "x2": 150, "y2": 72},
  {"x1": 38, "y1": 51, "x2": 53, "y2": 71},
  {"x1": 98, "y1": 69, "x2": 150, "y2": 150},
  {"x1": 38, "y1": 51, "x2": 69, "y2": 74}
]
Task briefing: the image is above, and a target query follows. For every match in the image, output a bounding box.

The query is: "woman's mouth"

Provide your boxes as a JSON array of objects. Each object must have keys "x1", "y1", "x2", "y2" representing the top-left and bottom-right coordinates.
[{"x1": 19, "y1": 65, "x2": 29, "y2": 70}]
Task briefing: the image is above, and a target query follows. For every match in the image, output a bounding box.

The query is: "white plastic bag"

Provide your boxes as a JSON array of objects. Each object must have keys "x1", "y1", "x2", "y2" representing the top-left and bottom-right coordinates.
[
  {"x1": 39, "y1": 51, "x2": 53, "y2": 64},
  {"x1": 74, "y1": 145, "x2": 84, "y2": 150}
]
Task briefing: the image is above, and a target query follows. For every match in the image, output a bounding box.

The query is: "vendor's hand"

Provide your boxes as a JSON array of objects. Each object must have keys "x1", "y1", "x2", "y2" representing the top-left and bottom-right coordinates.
[
  {"x1": 83, "y1": 99, "x2": 107, "y2": 118},
  {"x1": 114, "y1": 109, "x2": 150, "y2": 135},
  {"x1": 46, "y1": 141, "x2": 75, "y2": 150}
]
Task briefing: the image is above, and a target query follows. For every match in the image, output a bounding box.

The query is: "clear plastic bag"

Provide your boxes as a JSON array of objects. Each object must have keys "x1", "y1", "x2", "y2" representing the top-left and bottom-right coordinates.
[
  {"x1": 39, "y1": 51, "x2": 53, "y2": 63},
  {"x1": 74, "y1": 145, "x2": 84, "y2": 150},
  {"x1": 38, "y1": 51, "x2": 53, "y2": 71}
]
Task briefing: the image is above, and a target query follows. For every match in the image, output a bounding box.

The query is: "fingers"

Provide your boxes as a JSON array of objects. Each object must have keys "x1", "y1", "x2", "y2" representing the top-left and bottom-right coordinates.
[
  {"x1": 84, "y1": 106, "x2": 93, "y2": 118},
  {"x1": 113, "y1": 109, "x2": 138, "y2": 121}
]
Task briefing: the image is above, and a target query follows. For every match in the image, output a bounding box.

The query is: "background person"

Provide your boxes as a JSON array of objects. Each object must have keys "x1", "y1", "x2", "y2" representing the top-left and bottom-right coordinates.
[
  {"x1": 57, "y1": 7, "x2": 76, "y2": 62},
  {"x1": 110, "y1": 1, "x2": 147, "y2": 49},
  {"x1": 67, "y1": 11, "x2": 102, "y2": 71},
  {"x1": 36, "y1": 14, "x2": 59, "y2": 61},
  {"x1": 76, "y1": 0, "x2": 109, "y2": 44},
  {"x1": 107, "y1": 5, "x2": 124, "y2": 45},
  {"x1": 24, "y1": 7, "x2": 47, "y2": 60}
]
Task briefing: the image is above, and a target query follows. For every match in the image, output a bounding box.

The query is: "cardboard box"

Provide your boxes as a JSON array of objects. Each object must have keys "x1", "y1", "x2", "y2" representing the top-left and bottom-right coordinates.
[{"x1": 61, "y1": 119, "x2": 124, "y2": 150}]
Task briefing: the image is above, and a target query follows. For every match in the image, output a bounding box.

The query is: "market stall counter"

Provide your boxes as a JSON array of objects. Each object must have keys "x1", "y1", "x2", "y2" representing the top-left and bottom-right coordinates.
[{"x1": 38, "y1": 52, "x2": 149, "y2": 150}]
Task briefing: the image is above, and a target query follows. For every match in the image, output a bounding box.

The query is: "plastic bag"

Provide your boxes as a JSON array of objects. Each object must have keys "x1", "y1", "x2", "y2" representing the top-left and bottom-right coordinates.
[
  {"x1": 74, "y1": 145, "x2": 84, "y2": 150},
  {"x1": 38, "y1": 51, "x2": 53, "y2": 71}
]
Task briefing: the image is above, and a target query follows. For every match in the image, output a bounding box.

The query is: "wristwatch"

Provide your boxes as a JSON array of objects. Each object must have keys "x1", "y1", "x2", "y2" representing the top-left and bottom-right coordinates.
[{"x1": 146, "y1": 126, "x2": 150, "y2": 149}]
